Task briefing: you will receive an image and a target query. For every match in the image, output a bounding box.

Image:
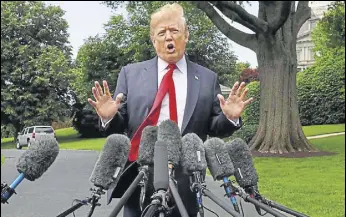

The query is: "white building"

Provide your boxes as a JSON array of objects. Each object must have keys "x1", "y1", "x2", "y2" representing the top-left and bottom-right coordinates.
[{"x1": 296, "y1": 1, "x2": 333, "y2": 71}]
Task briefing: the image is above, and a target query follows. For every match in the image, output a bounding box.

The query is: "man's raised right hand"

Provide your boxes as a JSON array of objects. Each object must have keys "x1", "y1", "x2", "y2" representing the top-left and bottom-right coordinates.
[{"x1": 88, "y1": 80, "x2": 123, "y2": 121}]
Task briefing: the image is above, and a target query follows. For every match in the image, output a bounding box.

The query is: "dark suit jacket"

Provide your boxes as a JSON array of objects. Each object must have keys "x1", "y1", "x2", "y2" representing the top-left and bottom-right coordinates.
[{"x1": 101, "y1": 56, "x2": 242, "y2": 215}]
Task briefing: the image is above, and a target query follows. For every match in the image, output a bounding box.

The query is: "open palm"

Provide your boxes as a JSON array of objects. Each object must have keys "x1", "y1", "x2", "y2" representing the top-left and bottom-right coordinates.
[
  {"x1": 217, "y1": 82, "x2": 253, "y2": 120},
  {"x1": 88, "y1": 80, "x2": 123, "y2": 121}
]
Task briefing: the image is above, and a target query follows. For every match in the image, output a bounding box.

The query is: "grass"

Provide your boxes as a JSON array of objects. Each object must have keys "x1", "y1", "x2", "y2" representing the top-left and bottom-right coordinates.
[
  {"x1": 1, "y1": 155, "x2": 5, "y2": 165},
  {"x1": 252, "y1": 135, "x2": 345, "y2": 217},
  {"x1": 1, "y1": 124, "x2": 344, "y2": 150},
  {"x1": 302, "y1": 124, "x2": 345, "y2": 137}
]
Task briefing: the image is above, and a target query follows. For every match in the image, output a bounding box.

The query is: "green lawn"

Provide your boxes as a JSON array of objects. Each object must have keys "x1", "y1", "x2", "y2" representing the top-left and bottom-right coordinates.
[
  {"x1": 1, "y1": 124, "x2": 344, "y2": 150},
  {"x1": 1, "y1": 155, "x2": 4, "y2": 165},
  {"x1": 302, "y1": 124, "x2": 345, "y2": 137},
  {"x1": 253, "y1": 135, "x2": 345, "y2": 217}
]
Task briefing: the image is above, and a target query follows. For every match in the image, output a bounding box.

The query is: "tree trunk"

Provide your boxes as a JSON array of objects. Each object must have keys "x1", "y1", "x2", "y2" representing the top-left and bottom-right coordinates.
[{"x1": 249, "y1": 29, "x2": 317, "y2": 153}]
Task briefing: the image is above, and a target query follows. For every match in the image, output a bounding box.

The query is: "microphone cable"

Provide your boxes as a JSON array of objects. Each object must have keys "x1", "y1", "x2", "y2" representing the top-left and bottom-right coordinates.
[{"x1": 202, "y1": 204, "x2": 219, "y2": 217}]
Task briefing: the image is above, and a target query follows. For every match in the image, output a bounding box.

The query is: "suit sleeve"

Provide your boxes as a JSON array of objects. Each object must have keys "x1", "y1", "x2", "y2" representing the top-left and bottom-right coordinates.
[
  {"x1": 99, "y1": 66, "x2": 128, "y2": 136},
  {"x1": 207, "y1": 75, "x2": 242, "y2": 138}
]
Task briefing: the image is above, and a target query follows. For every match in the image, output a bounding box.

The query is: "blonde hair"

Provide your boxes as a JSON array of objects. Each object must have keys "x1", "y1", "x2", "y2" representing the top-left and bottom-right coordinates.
[{"x1": 150, "y1": 3, "x2": 188, "y2": 37}]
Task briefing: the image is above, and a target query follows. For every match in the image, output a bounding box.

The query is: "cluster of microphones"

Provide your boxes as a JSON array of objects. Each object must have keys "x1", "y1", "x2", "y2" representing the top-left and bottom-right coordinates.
[{"x1": 1, "y1": 120, "x2": 310, "y2": 217}]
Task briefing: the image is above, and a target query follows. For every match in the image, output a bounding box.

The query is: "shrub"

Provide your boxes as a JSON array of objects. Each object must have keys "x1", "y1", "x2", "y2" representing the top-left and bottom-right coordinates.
[
  {"x1": 225, "y1": 124, "x2": 259, "y2": 144},
  {"x1": 242, "y1": 81, "x2": 260, "y2": 125},
  {"x1": 297, "y1": 50, "x2": 345, "y2": 125},
  {"x1": 72, "y1": 103, "x2": 105, "y2": 138}
]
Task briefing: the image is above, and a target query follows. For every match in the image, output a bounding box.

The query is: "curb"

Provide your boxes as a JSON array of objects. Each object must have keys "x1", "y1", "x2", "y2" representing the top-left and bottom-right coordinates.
[{"x1": 306, "y1": 132, "x2": 345, "y2": 139}]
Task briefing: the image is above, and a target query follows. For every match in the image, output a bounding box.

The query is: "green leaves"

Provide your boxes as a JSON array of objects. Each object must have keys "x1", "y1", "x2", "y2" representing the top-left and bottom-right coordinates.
[
  {"x1": 312, "y1": 1, "x2": 345, "y2": 59},
  {"x1": 1, "y1": 1, "x2": 73, "y2": 133}
]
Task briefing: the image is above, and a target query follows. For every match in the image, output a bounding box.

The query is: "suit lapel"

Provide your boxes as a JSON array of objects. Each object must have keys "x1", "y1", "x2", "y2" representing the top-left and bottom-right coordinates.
[
  {"x1": 181, "y1": 60, "x2": 200, "y2": 133},
  {"x1": 143, "y1": 57, "x2": 158, "y2": 113}
]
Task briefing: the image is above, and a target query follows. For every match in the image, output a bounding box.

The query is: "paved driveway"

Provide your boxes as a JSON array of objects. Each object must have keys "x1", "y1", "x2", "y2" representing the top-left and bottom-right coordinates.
[{"x1": 1, "y1": 149, "x2": 293, "y2": 217}]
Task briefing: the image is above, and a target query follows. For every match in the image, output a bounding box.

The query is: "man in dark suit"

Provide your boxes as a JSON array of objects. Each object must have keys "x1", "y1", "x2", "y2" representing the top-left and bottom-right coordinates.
[{"x1": 88, "y1": 3, "x2": 253, "y2": 217}]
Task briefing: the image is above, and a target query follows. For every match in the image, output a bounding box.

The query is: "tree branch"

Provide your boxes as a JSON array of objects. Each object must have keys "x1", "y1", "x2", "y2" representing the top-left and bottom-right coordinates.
[
  {"x1": 213, "y1": 2, "x2": 258, "y2": 33},
  {"x1": 268, "y1": 1, "x2": 292, "y2": 33},
  {"x1": 215, "y1": 1, "x2": 269, "y2": 33},
  {"x1": 193, "y1": 1, "x2": 257, "y2": 52},
  {"x1": 294, "y1": 1, "x2": 311, "y2": 36}
]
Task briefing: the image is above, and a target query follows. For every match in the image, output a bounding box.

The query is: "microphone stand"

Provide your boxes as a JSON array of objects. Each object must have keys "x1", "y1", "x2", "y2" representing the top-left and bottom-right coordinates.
[
  {"x1": 257, "y1": 194, "x2": 310, "y2": 217},
  {"x1": 220, "y1": 178, "x2": 240, "y2": 213},
  {"x1": 56, "y1": 187, "x2": 104, "y2": 217},
  {"x1": 230, "y1": 184, "x2": 288, "y2": 217},
  {"x1": 1, "y1": 182, "x2": 16, "y2": 204},
  {"x1": 188, "y1": 174, "x2": 242, "y2": 217},
  {"x1": 108, "y1": 165, "x2": 149, "y2": 217},
  {"x1": 189, "y1": 171, "x2": 205, "y2": 217},
  {"x1": 142, "y1": 189, "x2": 169, "y2": 217},
  {"x1": 142, "y1": 165, "x2": 189, "y2": 217},
  {"x1": 167, "y1": 164, "x2": 190, "y2": 217}
]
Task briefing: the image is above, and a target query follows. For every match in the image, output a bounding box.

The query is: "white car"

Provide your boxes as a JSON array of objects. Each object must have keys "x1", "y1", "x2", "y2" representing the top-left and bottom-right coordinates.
[{"x1": 16, "y1": 126, "x2": 56, "y2": 149}]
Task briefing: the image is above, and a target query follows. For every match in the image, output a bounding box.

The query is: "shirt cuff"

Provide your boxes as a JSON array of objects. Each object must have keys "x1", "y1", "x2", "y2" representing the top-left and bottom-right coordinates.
[
  {"x1": 227, "y1": 117, "x2": 240, "y2": 127},
  {"x1": 101, "y1": 117, "x2": 114, "y2": 128}
]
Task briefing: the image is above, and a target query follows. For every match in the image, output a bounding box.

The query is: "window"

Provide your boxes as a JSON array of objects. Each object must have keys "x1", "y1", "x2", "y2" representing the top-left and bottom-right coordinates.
[
  {"x1": 35, "y1": 127, "x2": 54, "y2": 133},
  {"x1": 310, "y1": 20, "x2": 317, "y2": 30},
  {"x1": 296, "y1": 49, "x2": 302, "y2": 61},
  {"x1": 28, "y1": 128, "x2": 34, "y2": 133},
  {"x1": 308, "y1": 47, "x2": 315, "y2": 60}
]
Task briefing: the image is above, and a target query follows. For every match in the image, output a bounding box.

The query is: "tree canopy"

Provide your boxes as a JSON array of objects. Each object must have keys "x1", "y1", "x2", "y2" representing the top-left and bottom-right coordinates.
[{"x1": 1, "y1": 1, "x2": 73, "y2": 134}]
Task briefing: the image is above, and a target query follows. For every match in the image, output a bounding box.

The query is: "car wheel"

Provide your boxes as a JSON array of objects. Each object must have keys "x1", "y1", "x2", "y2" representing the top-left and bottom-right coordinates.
[{"x1": 16, "y1": 141, "x2": 22, "y2": 150}]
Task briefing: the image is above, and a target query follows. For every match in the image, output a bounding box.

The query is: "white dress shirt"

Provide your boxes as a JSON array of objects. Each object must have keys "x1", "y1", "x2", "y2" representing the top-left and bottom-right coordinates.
[{"x1": 101, "y1": 55, "x2": 239, "y2": 131}]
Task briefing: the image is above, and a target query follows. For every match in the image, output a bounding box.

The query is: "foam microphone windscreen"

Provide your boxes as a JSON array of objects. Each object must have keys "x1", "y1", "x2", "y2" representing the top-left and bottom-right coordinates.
[
  {"x1": 16, "y1": 138, "x2": 59, "y2": 181},
  {"x1": 137, "y1": 125, "x2": 157, "y2": 166},
  {"x1": 157, "y1": 119, "x2": 181, "y2": 166},
  {"x1": 225, "y1": 138, "x2": 258, "y2": 188},
  {"x1": 153, "y1": 140, "x2": 169, "y2": 191},
  {"x1": 181, "y1": 133, "x2": 207, "y2": 173},
  {"x1": 203, "y1": 137, "x2": 235, "y2": 181},
  {"x1": 89, "y1": 134, "x2": 130, "y2": 190}
]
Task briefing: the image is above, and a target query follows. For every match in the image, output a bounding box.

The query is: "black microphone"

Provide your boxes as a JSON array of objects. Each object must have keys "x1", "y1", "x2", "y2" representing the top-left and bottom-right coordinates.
[
  {"x1": 181, "y1": 133, "x2": 207, "y2": 217},
  {"x1": 108, "y1": 126, "x2": 157, "y2": 217},
  {"x1": 203, "y1": 137, "x2": 241, "y2": 214},
  {"x1": 1, "y1": 138, "x2": 59, "y2": 204},
  {"x1": 226, "y1": 138, "x2": 308, "y2": 217},
  {"x1": 225, "y1": 138, "x2": 288, "y2": 217},
  {"x1": 157, "y1": 120, "x2": 189, "y2": 217},
  {"x1": 143, "y1": 140, "x2": 169, "y2": 217},
  {"x1": 57, "y1": 134, "x2": 130, "y2": 217}
]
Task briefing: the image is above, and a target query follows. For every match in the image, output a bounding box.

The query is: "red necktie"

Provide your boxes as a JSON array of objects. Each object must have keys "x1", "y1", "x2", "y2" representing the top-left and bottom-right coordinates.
[{"x1": 128, "y1": 64, "x2": 178, "y2": 161}]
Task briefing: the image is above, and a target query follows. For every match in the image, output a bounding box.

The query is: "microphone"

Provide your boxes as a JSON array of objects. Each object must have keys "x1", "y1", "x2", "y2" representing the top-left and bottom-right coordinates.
[
  {"x1": 157, "y1": 120, "x2": 189, "y2": 217},
  {"x1": 225, "y1": 138, "x2": 258, "y2": 191},
  {"x1": 226, "y1": 138, "x2": 308, "y2": 217},
  {"x1": 203, "y1": 137, "x2": 241, "y2": 214},
  {"x1": 89, "y1": 134, "x2": 130, "y2": 190},
  {"x1": 1, "y1": 138, "x2": 59, "y2": 204},
  {"x1": 143, "y1": 140, "x2": 169, "y2": 217},
  {"x1": 108, "y1": 126, "x2": 157, "y2": 217},
  {"x1": 157, "y1": 119, "x2": 181, "y2": 177},
  {"x1": 57, "y1": 134, "x2": 130, "y2": 217},
  {"x1": 181, "y1": 133, "x2": 207, "y2": 217},
  {"x1": 225, "y1": 138, "x2": 260, "y2": 214}
]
